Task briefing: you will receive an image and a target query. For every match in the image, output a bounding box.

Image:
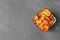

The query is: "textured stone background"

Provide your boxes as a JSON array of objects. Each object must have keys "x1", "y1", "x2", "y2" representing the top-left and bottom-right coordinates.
[{"x1": 0, "y1": 0, "x2": 60, "y2": 40}]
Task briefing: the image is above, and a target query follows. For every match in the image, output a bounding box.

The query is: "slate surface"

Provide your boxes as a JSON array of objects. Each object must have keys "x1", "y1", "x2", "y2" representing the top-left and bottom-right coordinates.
[{"x1": 0, "y1": 0, "x2": 60, "y2": 40}]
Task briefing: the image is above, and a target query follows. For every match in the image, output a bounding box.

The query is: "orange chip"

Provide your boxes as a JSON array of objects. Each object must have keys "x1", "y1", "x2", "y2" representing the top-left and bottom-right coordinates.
[{"x1": 33, "y1": 8, "x2": 56, "y2": 32}]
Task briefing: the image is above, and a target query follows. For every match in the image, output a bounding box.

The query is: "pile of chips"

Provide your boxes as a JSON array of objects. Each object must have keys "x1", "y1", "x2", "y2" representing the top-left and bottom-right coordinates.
[{"x1": 33, "y1": 8, "x2": 55, "y2": 32}]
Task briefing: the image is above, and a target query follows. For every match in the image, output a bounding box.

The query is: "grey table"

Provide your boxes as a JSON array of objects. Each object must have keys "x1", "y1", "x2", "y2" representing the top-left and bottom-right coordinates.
[{"x1": 0, "y1": 0, "x2": 60, "y2": 40}]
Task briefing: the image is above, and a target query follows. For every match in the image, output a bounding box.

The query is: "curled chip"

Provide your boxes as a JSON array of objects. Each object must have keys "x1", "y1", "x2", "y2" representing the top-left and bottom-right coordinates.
[{"x1": 33, "y1": 8, "x2": 56, "y2": 32}]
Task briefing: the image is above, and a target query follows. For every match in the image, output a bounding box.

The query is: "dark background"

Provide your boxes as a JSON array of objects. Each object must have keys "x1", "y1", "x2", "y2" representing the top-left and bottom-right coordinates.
[{"x1": 0, "y1": 0, "x2": 60, "y2": 40}]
